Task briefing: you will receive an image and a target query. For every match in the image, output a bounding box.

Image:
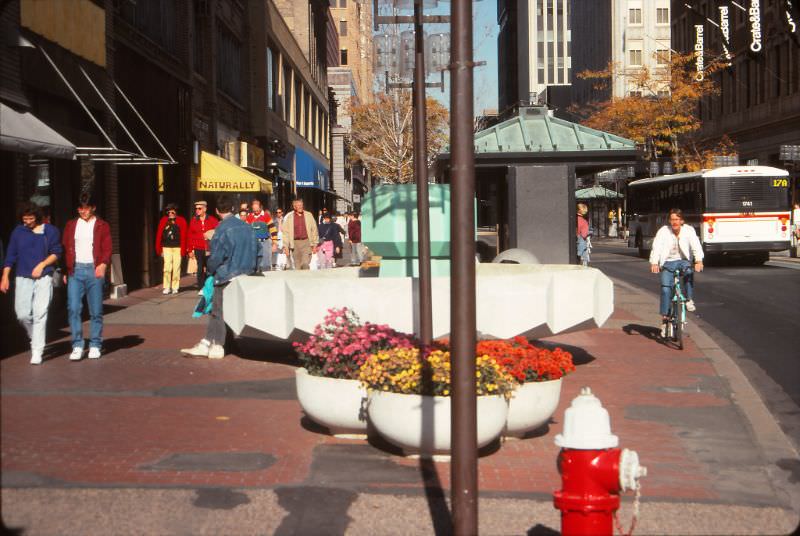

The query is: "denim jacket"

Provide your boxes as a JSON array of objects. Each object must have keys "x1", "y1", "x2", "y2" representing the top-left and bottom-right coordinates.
[{"x1": 207, "y1": 215, "x2": 260, "y2": 285}]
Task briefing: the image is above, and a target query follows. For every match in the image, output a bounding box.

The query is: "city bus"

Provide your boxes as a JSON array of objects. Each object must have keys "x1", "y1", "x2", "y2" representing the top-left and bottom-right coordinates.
[{"x1": 626, "y1": 166, "x2": 792, "y2": 264}]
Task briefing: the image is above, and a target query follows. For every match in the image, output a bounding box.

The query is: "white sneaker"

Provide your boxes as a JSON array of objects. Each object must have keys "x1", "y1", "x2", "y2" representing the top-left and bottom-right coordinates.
[
  {"x1": 172, "y1": 288, "x2": 179, "y2": 294},
  {"x1": 197, "y1": 289, "x2": 204, "y2": 296},
  {"x1": 30, "y1": 351, "x2": 43, "y2": 365},
  {"x1": 88, "y1": 347, "x2": 101, "y2": 359},
  {"x1": 69, "y1": 347, "x2": 84, "y2": 361},
  {"x1": 660, "y1": 322, "x2": 668, "y2": 339},
  {"x1": 181, "y1": 340, "x2": 210, "y2": 358},
  {"x1": 685, "y1": 300, "x2": 696, "y2": 312},
  {"x1": 208, "y1": 344, "x2": 225, "y2": 359},
  {"x1": 162, "y1": 288, "x2": 170, "y2": 295}
]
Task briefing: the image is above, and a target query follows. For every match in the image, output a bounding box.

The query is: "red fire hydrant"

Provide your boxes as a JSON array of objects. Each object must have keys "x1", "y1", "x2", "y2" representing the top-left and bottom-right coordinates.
[{"x1": 553, "y1": 387, "x2": 647, "y2": 536}]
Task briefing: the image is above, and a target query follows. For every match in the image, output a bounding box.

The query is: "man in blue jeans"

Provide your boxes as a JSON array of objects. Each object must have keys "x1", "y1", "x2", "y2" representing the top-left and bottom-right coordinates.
[
  {"x1": 181, "y1": 194, "x2": 259, "y2": 359},
  {"x1": 62, "y1": 194, "x2": 113, "y2": 361},
  {"x1": 649, "y1": 208, "x2": 704, "y2": 337}
]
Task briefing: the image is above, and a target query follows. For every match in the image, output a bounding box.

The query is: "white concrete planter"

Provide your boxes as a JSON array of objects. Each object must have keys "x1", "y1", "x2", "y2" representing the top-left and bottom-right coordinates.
[
  {"x1": 367, "y1": 391, "x2": 508, "y2": 456},
  {"x1": 295, "y1": 368, "x2": 368, "y2": 437},
  {"x1": 504, "y1": 378, "x2": 563, "y2": 438}
]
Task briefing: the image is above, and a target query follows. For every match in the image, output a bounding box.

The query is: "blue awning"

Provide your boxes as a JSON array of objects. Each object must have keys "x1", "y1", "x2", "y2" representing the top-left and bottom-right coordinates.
[{"x1": 296, "y1": 147, "x2": 329, "y2": 191}]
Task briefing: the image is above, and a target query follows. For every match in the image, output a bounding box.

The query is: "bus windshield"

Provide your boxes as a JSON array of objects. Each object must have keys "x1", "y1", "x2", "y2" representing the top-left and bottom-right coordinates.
[{"x1": 704, "y1": 175, "x2": 790, "y2": 213}]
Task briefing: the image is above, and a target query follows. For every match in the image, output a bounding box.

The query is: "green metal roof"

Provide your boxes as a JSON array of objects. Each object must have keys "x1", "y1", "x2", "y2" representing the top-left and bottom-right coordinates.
[
  {"x1": 474, "y1": 106, "x2": 637, "y2": 154},
  {"x1": 575, "y1": 185, "x2": 624, "y2": 199}
]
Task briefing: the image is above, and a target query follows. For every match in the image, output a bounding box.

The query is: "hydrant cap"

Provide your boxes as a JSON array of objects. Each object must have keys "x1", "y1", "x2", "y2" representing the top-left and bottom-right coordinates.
[{"x1": 554, "y1": 386, "x2": 619, "y2": 449}]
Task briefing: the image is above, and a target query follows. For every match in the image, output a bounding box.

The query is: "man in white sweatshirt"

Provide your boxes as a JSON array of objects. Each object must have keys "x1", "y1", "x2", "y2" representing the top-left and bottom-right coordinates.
[{"x1": 649, "y1": 209, "x2": 704, "y2": 333}]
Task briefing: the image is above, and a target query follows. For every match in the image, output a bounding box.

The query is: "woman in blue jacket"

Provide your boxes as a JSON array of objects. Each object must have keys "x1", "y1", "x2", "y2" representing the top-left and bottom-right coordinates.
[{"x1": 0, "y1": 203, "x2": 62, "y2": 364}]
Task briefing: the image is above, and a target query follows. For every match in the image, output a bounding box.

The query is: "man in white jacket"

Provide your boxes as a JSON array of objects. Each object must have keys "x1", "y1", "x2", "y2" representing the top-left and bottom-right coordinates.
[{"x1": 649, "y1": 209, "x2": 704, "y2": 333}]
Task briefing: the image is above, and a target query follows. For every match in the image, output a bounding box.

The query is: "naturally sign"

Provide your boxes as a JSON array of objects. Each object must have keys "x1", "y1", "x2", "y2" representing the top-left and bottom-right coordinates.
[{"x1": 197, "y1": 178, "x2": 260, "y2": 192}]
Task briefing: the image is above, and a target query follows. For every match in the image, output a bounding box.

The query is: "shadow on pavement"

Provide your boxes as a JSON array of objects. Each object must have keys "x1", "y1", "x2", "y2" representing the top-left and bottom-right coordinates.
[
  {"x1": 535, "y1": 341, "x2": 596, "y2": 367},
  {"x1": 0, "y1": 520, "x2": 25, "y2": 536},
  {"x1": 527, "y1": 524, "x2": 559, "y2": 535},
  {"x1": 274, "y1": 486, "x2": 356, "y2": 536},
  {"x1": 622, "y1": 323, "x2": 661, "y2": 342},
  {"x1": 419, "y1": 457, "x2": 453, "y2": 535},
  {"x1": 233, "y1": 335, "x2": 297, "y2": 367}
]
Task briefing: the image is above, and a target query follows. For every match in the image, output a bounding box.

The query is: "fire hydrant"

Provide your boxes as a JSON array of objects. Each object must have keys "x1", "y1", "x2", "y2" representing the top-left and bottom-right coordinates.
[{"x1": 553, "y1": 387, "x2": 647, "y2": 536}]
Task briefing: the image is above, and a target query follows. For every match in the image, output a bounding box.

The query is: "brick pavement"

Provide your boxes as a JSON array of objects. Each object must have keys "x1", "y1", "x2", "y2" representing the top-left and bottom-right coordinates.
[{"x1": 1, "y1": 275, "x2": 798, "y2": 534}]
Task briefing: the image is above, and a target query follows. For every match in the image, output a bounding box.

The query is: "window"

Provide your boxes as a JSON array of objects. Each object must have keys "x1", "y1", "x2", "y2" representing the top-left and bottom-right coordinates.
[
  {"x1": 340, "y1": 48, "x2": 348, "y2": 65},
  {"x1": 283, "y1": 64, "x2": 292, "y2": 121},
  {"x1": 339, "y1": 0, "x2": 346, "y2": 7},
  {"x1": 657, "y1": 90, "x2": 670, "y2": 98},
  {"x1": 629, "y1": 8, "x2": 642, "y2": 24},
  {"x1": 266, "y1": 48, "x2": 275, "y2": 110},
  {"x1": 217, "y1": 25, "x2": 242, "y2": 101},
  {"x1": 193, "y1": 3, "x2": 204, "y2": 74},
  {"x1": 629, "y1": 90, "x2": 642, "y2": 97},
  {"x1": 339, "y1": 20, "x2": 348, "y2": 36},
  {"x1": 629, "y1": 49, "x2": 642, "y2": 65},
  {"x1": 656, "y1": 49, "x2": 669, "y2": 65},
  {"x1": 656, "y1": 7, "x2": 669, "y2": 24},
  {"x1": 121, "y1": 0, "x2": 178, "y2": 53}
]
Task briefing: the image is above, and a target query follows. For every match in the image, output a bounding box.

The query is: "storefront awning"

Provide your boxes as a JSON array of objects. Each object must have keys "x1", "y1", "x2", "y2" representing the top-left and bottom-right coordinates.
[
  {"x1": 197, "y1": 151, "x2": 273, "y2": 194},
  {"x1": 31, "y1": 39, "x2": 175, "y2": 165},
  {"x1": 295, "y1": 147, "x2": 330, "y2": 190},
  {"x1": 0, "y1": 103, "x2": 76, "y2": 159}
]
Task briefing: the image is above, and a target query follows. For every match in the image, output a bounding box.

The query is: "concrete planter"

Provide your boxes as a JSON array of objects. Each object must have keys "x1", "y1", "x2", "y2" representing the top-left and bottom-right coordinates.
[
  {"x1": 295, "y1": 368, "x2": 368, "y2": 437},
  {"x1": 504, "y1": 378, "x2": 563, "y2": 438},
  {"x1": 367, "y1": 391, "x2": 508, "y2": 456}
]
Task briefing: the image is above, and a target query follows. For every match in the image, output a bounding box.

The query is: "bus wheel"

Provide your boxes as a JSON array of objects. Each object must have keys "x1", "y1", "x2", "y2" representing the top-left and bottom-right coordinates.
[{"x1": 748, "y1": 252, "x2": 769, "y2": 265}]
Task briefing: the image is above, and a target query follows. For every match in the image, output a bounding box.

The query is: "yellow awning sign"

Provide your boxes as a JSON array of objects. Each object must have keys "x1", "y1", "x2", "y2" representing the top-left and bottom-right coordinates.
[{"x1": 197, "y1": 151, "x2": 272, "y2": 194}]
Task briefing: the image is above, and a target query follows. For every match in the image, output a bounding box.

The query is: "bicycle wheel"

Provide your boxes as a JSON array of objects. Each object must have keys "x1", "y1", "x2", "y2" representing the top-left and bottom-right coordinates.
[{"x1": 673, "y1": 314, "x2": 683, "y2": 349}]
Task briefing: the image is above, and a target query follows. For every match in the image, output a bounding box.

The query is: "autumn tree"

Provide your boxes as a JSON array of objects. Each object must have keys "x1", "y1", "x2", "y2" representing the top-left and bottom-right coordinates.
[
  {"x1": 574, "y1": 52, "x2": 736, "y2": 171},
  {"x1": 349, "y1": 91, "x2": 449, "y2": 183}
]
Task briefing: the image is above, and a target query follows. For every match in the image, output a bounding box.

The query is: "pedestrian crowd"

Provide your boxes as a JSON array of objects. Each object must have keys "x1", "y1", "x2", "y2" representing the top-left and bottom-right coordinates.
[{"x1": 2, "y1": 193, "x2": 367, "y2": 365}]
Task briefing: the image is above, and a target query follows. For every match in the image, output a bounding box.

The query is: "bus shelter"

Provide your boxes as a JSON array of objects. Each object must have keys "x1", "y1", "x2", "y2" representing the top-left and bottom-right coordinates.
[
  {"x1": 575, "y1": 185, "x2": 625, "y2": 238},
  {"x1": 436, "y1": 106, "x2": 640, "y2": 263}
]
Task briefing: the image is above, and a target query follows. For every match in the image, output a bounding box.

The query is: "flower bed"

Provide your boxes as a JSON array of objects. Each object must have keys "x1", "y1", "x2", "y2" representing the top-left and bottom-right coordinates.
[{"x1": 293, "y1": 308, "x2": 415, "y2": 380}]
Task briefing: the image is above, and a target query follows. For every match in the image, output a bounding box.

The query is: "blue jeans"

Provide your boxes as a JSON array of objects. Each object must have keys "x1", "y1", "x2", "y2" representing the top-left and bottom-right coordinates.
[
  {"x1": 68, "y1": 263, "x2": 104, "y2": 349},
  {"x1": 14, "y1": 275, "x2": 53, "y2": 354},
  {"x1": 660, "y1": 260, "x2": 694, "y2": 316}
]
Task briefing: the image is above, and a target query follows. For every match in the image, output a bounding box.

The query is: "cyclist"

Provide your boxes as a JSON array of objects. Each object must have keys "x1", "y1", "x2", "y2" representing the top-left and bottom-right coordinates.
[{"x1": 649, "y1": 208, "x2": 704, "y2": 336}]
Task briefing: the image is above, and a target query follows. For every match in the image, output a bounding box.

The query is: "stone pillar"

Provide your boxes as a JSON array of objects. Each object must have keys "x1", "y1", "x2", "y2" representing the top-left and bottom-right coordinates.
[{"x1": 507, "y1": 164, "x2": 574, "y2": 264}]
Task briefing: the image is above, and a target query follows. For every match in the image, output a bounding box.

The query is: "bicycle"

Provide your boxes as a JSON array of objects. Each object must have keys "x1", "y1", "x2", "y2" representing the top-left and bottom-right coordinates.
[{"x1": 662, "y1": 266, "x2": 689, "y2": 349}]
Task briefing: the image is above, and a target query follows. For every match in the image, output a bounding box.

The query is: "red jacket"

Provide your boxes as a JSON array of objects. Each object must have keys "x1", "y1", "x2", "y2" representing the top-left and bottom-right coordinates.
[
  {"x1": 155, "y1": 215, "x2": 189, "y2": 256},
  {"x1": 62, "y1": 217, "x2": 113, "y2": 276},
  {"x1": 187, "y1": 215, "x2": 219, "y2": 251}
]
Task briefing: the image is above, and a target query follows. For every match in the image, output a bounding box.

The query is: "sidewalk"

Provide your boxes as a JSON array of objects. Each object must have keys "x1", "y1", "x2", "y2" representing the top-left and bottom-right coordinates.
[{"x1": 1, "y1": 275, "x2": 798, "y2": 535}]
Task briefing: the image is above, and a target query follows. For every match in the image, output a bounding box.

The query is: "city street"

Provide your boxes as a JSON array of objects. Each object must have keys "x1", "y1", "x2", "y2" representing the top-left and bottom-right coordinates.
[
  {"x1": 590, "y1": 239, "x2": 800, "y2": 450},
  {"x1": 2, "y1": 272, "x2": 799, "y2": 534}
]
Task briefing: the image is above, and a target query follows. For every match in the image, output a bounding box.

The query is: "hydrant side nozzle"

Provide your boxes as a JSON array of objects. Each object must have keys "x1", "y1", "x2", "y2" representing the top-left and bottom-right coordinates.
[{"x1": 619, "y1": 448, "x2": 647, "y2": 492}]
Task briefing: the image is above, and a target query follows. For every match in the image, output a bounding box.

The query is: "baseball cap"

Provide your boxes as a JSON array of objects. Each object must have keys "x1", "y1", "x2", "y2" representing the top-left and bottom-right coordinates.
[{"x1": 194, "y1": 200, "x2": 207, "y2": 207}]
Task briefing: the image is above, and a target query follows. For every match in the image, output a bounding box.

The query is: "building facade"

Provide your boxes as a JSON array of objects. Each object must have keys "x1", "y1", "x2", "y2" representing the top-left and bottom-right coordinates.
[
  {"x1": 328, "y1": 0, "x2": 373, "y2": 213},
  {"x1": 671, "y1": 0, "x2": 800, "y2": 165},
  {"x1": 612, "y1": 0, "x2": 672, "y2": 98},
  {"x1": 2, "y1": 0, "x2": 336, "y2": 295},
  {"x1": 498, "y1": 0, "x2": 572, "y2": 112}
]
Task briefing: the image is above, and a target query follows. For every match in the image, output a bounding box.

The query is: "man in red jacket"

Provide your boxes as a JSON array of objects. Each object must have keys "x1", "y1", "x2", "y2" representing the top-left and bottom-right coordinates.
[
  {"x1": 62, "y1": 194, "x2": 112, "y2": 361},
  {"x1": 155, "y1": 203, "x2": 189, "y2": 294},
  {"x1": 187, "y1": 200, "x2": 219, "y2": 290}
]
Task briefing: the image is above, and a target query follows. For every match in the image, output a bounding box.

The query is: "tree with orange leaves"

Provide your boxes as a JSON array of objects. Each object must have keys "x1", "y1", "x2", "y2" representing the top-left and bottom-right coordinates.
[
  {"x1": 574, "y1": 52, "x2": 736, "y2": 171},
  {"x1": 349, "y1": 92, "x2": 449, "y2": 183}
]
